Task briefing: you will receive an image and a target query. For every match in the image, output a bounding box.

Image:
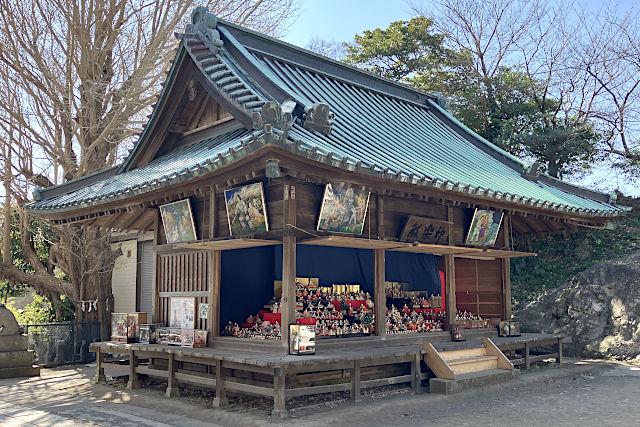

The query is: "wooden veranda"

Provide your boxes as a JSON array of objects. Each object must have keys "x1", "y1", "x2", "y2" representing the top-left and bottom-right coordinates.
[{"x1": 90, "y1": 331, "x2": 564, "y2": 416}]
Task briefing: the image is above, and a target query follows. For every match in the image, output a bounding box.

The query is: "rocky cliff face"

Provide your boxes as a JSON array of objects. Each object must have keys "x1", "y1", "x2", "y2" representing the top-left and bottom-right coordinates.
[{"x1": 515, "y1": 252, "x2": 640, "y2": 360}]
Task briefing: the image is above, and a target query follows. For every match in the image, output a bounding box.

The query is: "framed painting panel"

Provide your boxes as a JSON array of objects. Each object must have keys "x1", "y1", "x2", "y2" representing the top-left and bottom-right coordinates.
[
  {"x1": 317, "y1": 184, "x2": 371, "y2": 234},
  {"x1": 224, "y1": 182, "x2": 269, "y2": 236},
  {"x1": 464, "y1": 209, "x2": 504, "y2": 247},
  {"x1": 159, "y1": 199, "x2": 197, "y2": 244},
  {"x1": 169, "y1": 297, "x2": 197, "y2": 329}
]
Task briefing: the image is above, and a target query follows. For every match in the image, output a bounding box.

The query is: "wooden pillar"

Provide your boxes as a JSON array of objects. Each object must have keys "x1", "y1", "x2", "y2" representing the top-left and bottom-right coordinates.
[
  {"x1": 524, "y1": 341, "x2": 530, "y2": 370},
  {"x1": 166, "y1": 352, "x2": 179, "y2": 397},
  {"x1": 281, "y1": 236, "x2": 296, "y2": 352},
  {"x1": 96, "y1": 347, "x2": 106, "y2": 382},
  {"x1": 272, "y1": 366, "x2": 287, "y2": 417},
  {"x1": 281, "y1": 184, "x2": 296, "y2": 354},
  {"x1": 208, "y1": 250, "x2": 221, "y2": 344},
  {"x1": 444, "y1": 254, "x2": 456, "y2": 329},
  {"x1": 374, "y1": 248, "x2": 386, "y2": 339},
  {"x1": 502, "y1": 214, "x2": 512, "y2": 319},
  {"x1": 151, "y1": 210, "x2": 161, "y2": 323},
  {"x1": 445, "y1": 206, "x2": 456, "y2": 328},
  {"x1": 126, "y1": 350, "x2": 139, "y2": 389},
  {"x1": 350, "y1": 360, "x2": 361, "y2": 402}
]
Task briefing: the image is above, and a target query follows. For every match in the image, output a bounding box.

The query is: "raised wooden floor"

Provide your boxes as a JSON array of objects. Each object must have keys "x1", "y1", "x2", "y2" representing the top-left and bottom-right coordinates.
[{"x1": 90, "y1": 332, "x2": 563, "y2": 417}]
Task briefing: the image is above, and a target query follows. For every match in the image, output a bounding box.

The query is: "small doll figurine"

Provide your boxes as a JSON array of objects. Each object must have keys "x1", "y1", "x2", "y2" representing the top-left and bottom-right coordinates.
[{"x1": 402, "y1": 304, "x2": 410, "y2": 316}]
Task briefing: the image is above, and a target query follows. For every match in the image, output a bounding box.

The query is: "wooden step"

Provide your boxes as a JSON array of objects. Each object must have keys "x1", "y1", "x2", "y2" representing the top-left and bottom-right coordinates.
[
  {"x1": 449, "y1": 355, "x2": 498, "y2": 375},
  {"x1": 424, "y1": 338, "x2": 514, "y2": 381},
  {"x1": 439, "y1": 347, "x2": 486, "y2": 361}
]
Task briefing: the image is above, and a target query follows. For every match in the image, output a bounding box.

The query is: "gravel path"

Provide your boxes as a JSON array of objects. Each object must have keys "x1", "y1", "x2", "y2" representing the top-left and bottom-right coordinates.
[{"x1": 0, "y1": 359, "x2": 638, "y2": 426}]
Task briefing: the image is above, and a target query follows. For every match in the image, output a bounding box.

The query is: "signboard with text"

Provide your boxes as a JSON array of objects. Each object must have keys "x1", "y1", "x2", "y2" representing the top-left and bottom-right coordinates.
[{"x1": 399, "y1": 216, "x2": 451, "y2": 245}]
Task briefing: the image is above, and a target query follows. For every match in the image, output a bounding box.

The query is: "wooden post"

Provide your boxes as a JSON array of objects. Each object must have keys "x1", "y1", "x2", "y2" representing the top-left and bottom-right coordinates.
[
  {"x1": 377, "y1": 194, "x2": 384, "y2": 238},
  {"x1": 281, "y1": 184, "x2": 296, "y2": 354},
  {"x1": 151, "y1": 210, "x2": 160, "y2": 323},
  {"x1": 557, "y1": 338, "x2": 563, "y2": 364},
  {"x1": 209, "y1": 187, "x2": 216, "y2": 239},
  {"x1": 272, "y1": 366, "x2": 287, "y2": 417},
  {"x1": 126, "y1": 350, "x2": 139, "y2": 389},
  {"x1": 281, "y1": 235, "x2": 296, "y2": 353},
  {"x1": 374, "y1": 248, "x2": 386, "y2": 339},
  {"x1": 212, "y1": 360, "x2": 227, "y2": 407},
  {"x1": 524, "y1": 341, "x2": 530, "y2": 370},
  {"x1": 444, "y1": 254, "x2": 456, "y2": 329},
  {"x1": 502, "y1": 215, "x2": 512, "y2": 319},
  {"x1": 411, "y1": 353, "x2": 422, "y2": 393},
  {"x1": 445, "y1": 206, "x2": 456, "y2": 329},
  {"x1": 350, "y1": 360, "x2": 361, "y2": 402},
  {"x1": 166, "y1": 352, "x2": 179, "y2": 397},
  {"x1": 96, "y1": 347, "x2": 106, "y2": 382},
  {"x1": 208, "y1": 250, "x2": 221, "y2": 344}
]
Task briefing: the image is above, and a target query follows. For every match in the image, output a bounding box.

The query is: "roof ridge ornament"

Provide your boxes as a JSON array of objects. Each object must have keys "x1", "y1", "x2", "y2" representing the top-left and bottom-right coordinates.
[
  {"x1": 523, "y1": 162, "x2": 541, "y2": 180},
  {"x1": 185, "y1": 6, "x2": 223, "y2": 48},
  {"x1": 433, "y1": 92, "x2": 450, "y2": 110},
  {"x1": 303, "y1": 102, "x2": 335, "y2": 135},
  {"x1": 252, "y1": 100, "x2": 295, "y2": 132}
]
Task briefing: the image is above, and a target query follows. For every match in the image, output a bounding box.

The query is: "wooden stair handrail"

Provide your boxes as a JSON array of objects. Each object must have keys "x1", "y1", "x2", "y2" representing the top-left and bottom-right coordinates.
[
  {"x1": 482, "y1": 337, "x2": 514, "y2": 370},
  {"x1": 423, "y1": 342, "x2": 456, "y2": 380}
]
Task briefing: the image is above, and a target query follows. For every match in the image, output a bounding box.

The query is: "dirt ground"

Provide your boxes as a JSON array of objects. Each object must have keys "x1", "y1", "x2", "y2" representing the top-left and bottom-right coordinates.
[{"x1": 1, "y1": 359, "x2": 639, "y2": 426}]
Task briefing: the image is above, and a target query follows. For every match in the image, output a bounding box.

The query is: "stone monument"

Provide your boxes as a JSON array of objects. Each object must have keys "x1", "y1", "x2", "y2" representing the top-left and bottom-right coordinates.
[{"x1": 0, "y1": 304, "x2": 40, "y2": 378}]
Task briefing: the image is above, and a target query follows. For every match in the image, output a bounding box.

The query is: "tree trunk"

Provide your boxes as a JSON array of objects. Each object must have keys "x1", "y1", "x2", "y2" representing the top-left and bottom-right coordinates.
[{"x1": 58, "y1": 226, "x2": 119, "y2": 340}]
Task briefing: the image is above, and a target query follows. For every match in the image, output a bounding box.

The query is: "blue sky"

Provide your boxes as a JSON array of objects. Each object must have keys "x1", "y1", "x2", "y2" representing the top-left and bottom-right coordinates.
[
  {"x1": 281, "y1": 0, "x2": 639, "y2": 196},
  {"x1": 283, "y1": 0, "x2": 414, "y2": 46}
]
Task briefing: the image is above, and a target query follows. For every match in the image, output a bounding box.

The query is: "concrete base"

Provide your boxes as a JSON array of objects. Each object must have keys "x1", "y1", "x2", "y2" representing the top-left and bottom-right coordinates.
[
  {"x1": 0, "y1": 365, "x2": 40, "y2": 379},
  {"x1": 0, "y1": 335, "x2": 29, "y2": 352},
  {"x1": 0, "y1": 350, "x2": 36, "y2": 369},
  {"x1": 429, "y1": 369, "x2": 520, "y2": 395}
]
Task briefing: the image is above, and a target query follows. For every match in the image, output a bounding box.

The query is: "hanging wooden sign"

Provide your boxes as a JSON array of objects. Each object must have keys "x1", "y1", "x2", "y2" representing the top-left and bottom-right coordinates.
[{"x1": 399, "y1": 215, "x2": 451, "y2": 245}]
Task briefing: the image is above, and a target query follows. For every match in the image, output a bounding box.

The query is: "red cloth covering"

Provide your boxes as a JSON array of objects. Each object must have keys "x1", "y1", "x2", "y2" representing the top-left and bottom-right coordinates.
[
  {"x1": 257, "y1": 310, "x2": 268, "y2": 319},
  {"x1": 347, "y1": 300, "x2": 366, "y2": 309},
  {"x1": 263, "y1": 312, "x2": 281, "y2": 324},
  {"x1": 240, "y1": 323, "x2": 256, "y2": 328},
  {"x1": 296, "y1": 318, "x2": 317, "y2": 325}
]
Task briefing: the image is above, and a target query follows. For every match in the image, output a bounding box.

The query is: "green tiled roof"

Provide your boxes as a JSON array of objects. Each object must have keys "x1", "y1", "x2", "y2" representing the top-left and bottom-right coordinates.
[
  {"x1": 26, "y1": 8, "x2": 628, "y2": 218},
  {"x1": 28, "y1": 128, "x2": 255, "y2": 213}
]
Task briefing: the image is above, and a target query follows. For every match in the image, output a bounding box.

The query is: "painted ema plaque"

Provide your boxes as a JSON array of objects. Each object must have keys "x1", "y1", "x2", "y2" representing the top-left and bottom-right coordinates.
[{"x1": 399, "y1": 216, "x2": 451, "y2": 245}]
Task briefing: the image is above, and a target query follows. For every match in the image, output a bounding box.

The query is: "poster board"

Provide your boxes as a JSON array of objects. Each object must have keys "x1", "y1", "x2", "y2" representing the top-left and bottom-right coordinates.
[
  {"x1": 198, "y1": 303, "x2": 209, "y2": 320},
  {"x1": 169, "y1": 297, "x2": 196, "y2": 329},
  {"x1": 289, "y1": 324, "x2": 316, "y2": 355},
  {"x1": 159, "y1": 199, "x2": 197, "y2": 244}
]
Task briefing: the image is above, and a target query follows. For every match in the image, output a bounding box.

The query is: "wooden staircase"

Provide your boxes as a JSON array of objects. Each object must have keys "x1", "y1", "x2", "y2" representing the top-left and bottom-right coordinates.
[{"x1": 424, "y1": 338, "x2": 518, "y2": 394}]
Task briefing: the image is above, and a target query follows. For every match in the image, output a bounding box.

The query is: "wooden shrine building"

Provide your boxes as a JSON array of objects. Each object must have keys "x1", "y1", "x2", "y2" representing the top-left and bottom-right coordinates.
[{"x1": 26, "y1": 6, "x2": 628, "y2": 411}]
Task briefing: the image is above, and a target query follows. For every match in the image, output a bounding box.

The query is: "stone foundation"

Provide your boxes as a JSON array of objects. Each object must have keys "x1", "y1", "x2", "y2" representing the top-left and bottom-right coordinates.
[{"x1": 0, "y1": 304, "x2": 40, "y2": 379}]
